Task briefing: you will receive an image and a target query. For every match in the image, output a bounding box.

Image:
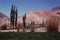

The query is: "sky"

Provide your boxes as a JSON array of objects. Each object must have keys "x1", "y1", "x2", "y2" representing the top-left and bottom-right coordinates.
[{"x1": 0, "y1": 0, "x2": 60, "y2": 17}]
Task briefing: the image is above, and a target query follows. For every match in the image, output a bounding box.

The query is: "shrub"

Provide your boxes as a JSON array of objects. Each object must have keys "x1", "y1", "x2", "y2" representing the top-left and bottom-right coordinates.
[
  {"x1": 45, "y1": 16, "x2": 60, "y2": 32},
  {"x1": 1, "y1": 24, "x2": 7, "y2": 30}
]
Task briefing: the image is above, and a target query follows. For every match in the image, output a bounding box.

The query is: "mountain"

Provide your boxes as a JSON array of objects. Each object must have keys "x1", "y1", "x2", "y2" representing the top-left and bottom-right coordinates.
[
  {"x1": 26, "y1": 10, "x2": 60, "y2": 23},
  {"x1": 52, "y1": 6, "x2": 60, "y2": 10},
  {"x1": 18, "y1": 10, "x2": 60, "y2": 24},
  {"x1": 0, "y1": 12, "x2": 9, "y2": 26},
  {"x1": 26, "y1": 6, "x2": 60, "y2": 23},
  {"x1": 0, "y1": 12, "x2": 8, "y2": 19},
  {"x1": 1, "y1": 6, "x2": 60, "y2": 26}
]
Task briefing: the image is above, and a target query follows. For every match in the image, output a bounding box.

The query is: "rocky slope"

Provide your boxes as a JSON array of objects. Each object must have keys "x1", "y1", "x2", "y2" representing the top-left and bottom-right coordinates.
[
  {"x1": 18, "y1": 10, "x2": 60, "y2": 24},
  {"x1": 1, "y1": 6, "x2": 60, "y2": 26},
  {"x1": 0, "y1": 12, "x2": 10, "y2": 26}
]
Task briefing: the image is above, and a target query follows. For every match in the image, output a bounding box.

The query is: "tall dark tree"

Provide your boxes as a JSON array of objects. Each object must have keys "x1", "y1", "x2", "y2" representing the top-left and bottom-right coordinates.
[
  {"x1": 23, "y1": 13, "x2": 26, "y2": 32},
  {"x1": 15, "y1": 8, "x2": 18, "y2": 29},
  {"x1": 10, "y1": 4, "x2": 18, "y2": 29},
  {"x1": 10, "y1": 4, "x2": 14, "y2": 29}
]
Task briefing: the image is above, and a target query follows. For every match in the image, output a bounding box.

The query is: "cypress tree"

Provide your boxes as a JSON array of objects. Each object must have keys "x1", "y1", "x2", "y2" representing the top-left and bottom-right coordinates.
[
  {"x1": 23, "y1": 13, "x2": 26, "y2": 32},
  {"x1": 10, "y1": 4, "x2": 18, "y2": 29}
]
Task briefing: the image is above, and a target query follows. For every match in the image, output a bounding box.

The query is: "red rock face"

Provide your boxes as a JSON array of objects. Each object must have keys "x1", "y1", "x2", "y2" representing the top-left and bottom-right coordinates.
[
  {"x1": 29, "y1": 10, "x2": 60, "y2": 17},
  {"x1": 0, "y1": 12, "x2": 10, "y2": 27},
  {"x1": 16, "y1": 10, "x2": 60, "y2": 24},
  {"x1": 1, "y1": 10, "x2": 60, "y2": 27},
  {"x1": 0, "y1": 17, "x2": 10, "y2": 26}
]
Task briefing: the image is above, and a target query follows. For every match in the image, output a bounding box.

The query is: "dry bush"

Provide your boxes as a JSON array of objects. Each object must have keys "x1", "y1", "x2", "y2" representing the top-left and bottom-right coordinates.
[
  {"x1": 30, "y1": 21, "x2": 35, "y2": 32},
  {"x1": 45, "y1": 16, "x2": 60, "y2": 32},
  {"x1": 1, "y1": 24, "x2": 7, "y2": 30}
]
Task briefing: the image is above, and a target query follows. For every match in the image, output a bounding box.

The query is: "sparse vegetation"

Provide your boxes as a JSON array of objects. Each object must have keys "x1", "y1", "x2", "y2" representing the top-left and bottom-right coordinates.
[
  {"x1": 30, "y1": 21, "x2": 35, "y2": 32},
  {"x1": 1, "y1": 24, "x2": 7, "y2": 30},
  {"x1": 45, "y1": 16, "x2": 60, "y2": 32},
  {"x1": 0, "y1": 32, "x2": 60, "y2": 40},
  {"x1": 41, "y1": 19, "x2": 45, "y2": 27}
]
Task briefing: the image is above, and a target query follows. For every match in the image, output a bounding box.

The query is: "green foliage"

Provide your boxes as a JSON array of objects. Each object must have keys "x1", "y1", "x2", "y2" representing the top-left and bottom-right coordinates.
[
  {"x1": 22, "y1": 13, "x2": 26, "y2": 32},
  {"x1": 10, "y1": 4, "x2": 18, "y2": 29},
  {"x1": 0, "y1": 32, "x2": 60, "y2": 40},
  {"x1": 23, "y1": 13, "x2": 26, "y2": 28},
  {"x1": 1, "y1": 24, "x2": 7, "y2": 30}
]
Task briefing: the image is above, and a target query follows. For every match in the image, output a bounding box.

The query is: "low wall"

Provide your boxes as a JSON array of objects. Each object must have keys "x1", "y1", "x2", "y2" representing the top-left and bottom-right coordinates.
[{"x1": 0, "y1": 30, "x2": 17, "y2": 32}]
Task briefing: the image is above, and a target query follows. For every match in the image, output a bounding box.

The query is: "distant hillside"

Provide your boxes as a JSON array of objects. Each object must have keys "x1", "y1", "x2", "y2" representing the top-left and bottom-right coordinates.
[
  {"x1": 52, "y1": 6, "x2": 60, "y2": 10},
  {"x1": 0, "y1": 12, "x2": 9, "y2": 26},
  {"x1": 0, "y1": 12, "x2": 8, "y2": 19},
  {"x1": 1, "y1": 6, "x2": 60, "y2": 26},
  {"x1": 18, "y1": 6, "x2": 60, "y2": 24}
]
